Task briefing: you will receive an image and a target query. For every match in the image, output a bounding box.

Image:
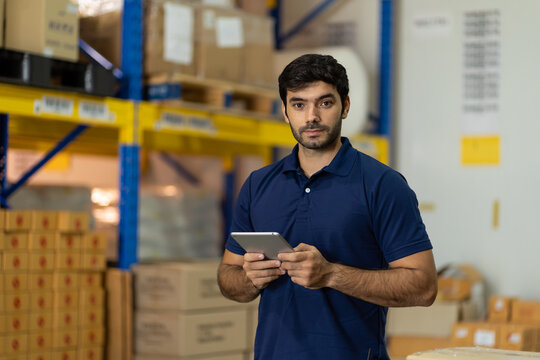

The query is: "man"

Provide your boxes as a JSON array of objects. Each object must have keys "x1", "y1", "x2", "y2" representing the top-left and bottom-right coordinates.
[{"x1": 218, "y1": 54, "x2": 437, "y2": 359}]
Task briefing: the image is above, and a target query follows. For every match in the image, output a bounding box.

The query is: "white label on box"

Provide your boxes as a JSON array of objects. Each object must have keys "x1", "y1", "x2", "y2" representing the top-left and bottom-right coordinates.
[
  {"x1": 204, "y1": 10, "x2": 216, "y2": 29},
  {"x1": 163, "y1": 2, "x2": 194, "y2": 65},
  {"x1": 474, "y1": 329, "x2": 496, "y2": 347},
  {"x1": 508, "y1": 332, "x2": 521, "y2": 344},
  {"x1": 202, "y1": 0, "x2": 234, "y2": 7},
  {"x1": 189, "y1": 116, "x2": 216, "y2": 134},
  {"x1": 158, "y1": 112, "x2": 187, "y2": 130},
  {"x1": 216, "y1": 17, "x2": 244, "y2": 48},
  {"x1": 35, "y1": 96, "x2": 74, "y2": 117},
  {"x1": 66, "y1": 3, "x2": 78, "y2": 14},
  {"x1": 44, "y1": 47, "x2": 54, "y2": 58},
  {"x1": 79, "y1": 101, "x2": 114, "y2": 122},
  {"x1": 494, "y1": 299, "x2": 504, "y2": 312},
  {"x1": 456, "y1": 328, "x2": 468, "y2": 338}
]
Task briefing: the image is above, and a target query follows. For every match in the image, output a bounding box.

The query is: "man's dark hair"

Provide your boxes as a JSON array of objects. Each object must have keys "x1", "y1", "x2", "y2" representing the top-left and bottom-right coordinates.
[{"x1": 278, "y1": 54, "x2": 349, "y2": 113}]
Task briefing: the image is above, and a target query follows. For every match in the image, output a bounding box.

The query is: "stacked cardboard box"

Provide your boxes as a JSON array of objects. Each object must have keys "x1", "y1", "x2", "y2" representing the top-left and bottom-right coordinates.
[
  {"x1": 450, "y1": 296, "x2": 540, "y2": 351},
  {"x1": 4, "y1": 0, "x2": 79, "y2": 62},
  {"x1": 0, "y1": 209, "x2": 107, "y2": 360},
  {"x1": 133, "y1": 261, "x2": 258, "y2": 359}
]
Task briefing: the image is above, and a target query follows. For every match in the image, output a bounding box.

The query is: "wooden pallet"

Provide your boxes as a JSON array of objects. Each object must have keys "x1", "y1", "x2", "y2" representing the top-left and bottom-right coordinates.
[
  {"x1": 0, "y1": 49, "x2": 116, "y2": 97},
  {"x1": 146, "y1": 73, "x2": 281, "y2": 117}
]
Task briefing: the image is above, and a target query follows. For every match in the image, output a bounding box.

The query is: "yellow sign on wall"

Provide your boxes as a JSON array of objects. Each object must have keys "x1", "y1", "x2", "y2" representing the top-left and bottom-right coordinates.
[{"x1": 461, "y1": 136, "x2": 500, "y2": 165}]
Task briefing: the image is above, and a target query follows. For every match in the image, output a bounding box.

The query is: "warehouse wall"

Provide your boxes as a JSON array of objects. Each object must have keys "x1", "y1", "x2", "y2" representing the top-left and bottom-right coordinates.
[{"x1": 395, "y1": 0, "x2": 540, "y2": 298}]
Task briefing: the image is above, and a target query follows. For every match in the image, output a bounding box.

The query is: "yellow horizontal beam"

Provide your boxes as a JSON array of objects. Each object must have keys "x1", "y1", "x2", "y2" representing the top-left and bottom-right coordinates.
[{"x1": 0, "y1": 83, "x2": 133, "y2": 130}]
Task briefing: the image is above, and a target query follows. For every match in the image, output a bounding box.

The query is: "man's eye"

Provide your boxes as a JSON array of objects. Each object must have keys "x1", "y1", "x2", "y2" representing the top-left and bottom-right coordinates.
[
  {"x1": 321, "y1": 100, "x2": 333, "y2": 107},
  {"x1": 293, "y1": 103, "x2": 304, "y2": 109}
]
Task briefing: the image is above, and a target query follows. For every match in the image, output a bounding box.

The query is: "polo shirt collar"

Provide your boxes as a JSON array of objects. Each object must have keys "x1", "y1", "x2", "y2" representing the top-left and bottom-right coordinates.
[{"x1": 282, "y1": 137, "x2": 356, "y2": 177}]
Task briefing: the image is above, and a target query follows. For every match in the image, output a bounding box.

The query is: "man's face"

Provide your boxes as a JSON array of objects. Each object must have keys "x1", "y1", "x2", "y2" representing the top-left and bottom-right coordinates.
[{"x1": 282, "y1": 81, "x2": 349, "y2": 151}]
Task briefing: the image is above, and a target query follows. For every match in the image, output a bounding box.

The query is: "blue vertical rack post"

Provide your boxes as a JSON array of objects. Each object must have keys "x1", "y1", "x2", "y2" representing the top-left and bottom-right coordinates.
[
  {"x1": 377, "y1": 0, "x2": 394, "y2": 139},
  {"x1": 117, "y1": 0, "x2": 143, "y2": 270}
]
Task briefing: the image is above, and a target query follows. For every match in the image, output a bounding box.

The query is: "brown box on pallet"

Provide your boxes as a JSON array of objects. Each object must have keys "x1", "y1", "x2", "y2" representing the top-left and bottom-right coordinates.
[
  {"x1": 388, "y1": 336, "x2": 453, "y2": 359},
  {"x1": 106, "y1": 269, "x2": 132, "y2": 360},
  {"x1": 28, "y1": 331, "x2": 53, "y2": 352},
  {"x1": 29, "y1": 252, "x2": 56, "y2": 272},
  {"x1": 3, "y1": 273, "x2": 29, "y2": 292},
  {"x1": 30, "y1": 291, "x2": 54, "y2": 312},
  {"x1": 4, "y1": 292, "x2": 30, "y2": 312},
  {"x1": 3, "y1": 312, "x2": 29, "y2": 333},
  {"x1": 53, "y1": 349, "x2": 77, "y2": 360},
  {"x1": 5, "y1": 0, "x2": 78, "y2": 62},
  {"x1": 79, "y1": 288, "x2": 105, "y2": 309},
  {"x1": 135, "y1": 308, "x2": 248, "y2": 357},
  {"x1": 78, "y1": 346, "x2": 104, "y2": 360},
  {"x1": 2, "y1": 251, "x2": 29, "y2": 271},
  {"x1": 489, "y1": 296, "x2": 518, "y2": 323},
  {"x1": 57, "y1": 211, "x2": 90, "y2": 232},
  {"x1": 81, "y1": 252, "x2": 106, "y2": 271},
  {"x1": 499, "y1": 324, "x2": 539, "y2": 351},
  {"x1": 52, "y1": 328, "x2": 78, "y2": 349},
  {"x1": 53, "y1": 290, "x2": 79, "y2": 310},
  {"x1": 83, "y1": 232, "x2": 108, "y2": 252},
  {"x1": 511, "y1": 300, "x2": 540, "y2": 324},
  {"x1": 29, "y1": 273, "x2": 54, "y2": 291},
  {"x1": 55, "y1": 251, "x2": 81, "y2": 271},
  {"x1": 80, "y1": 10, "x2": 122, "y2": 68},
  {"x1": 197, "y1": 6, "x2": 244, "y2": 82},
  {"x1": 53, "y1": 271, "x2": 79, "y2": 290},
  {"x1": 29, "y1": 351, "x2": 53, "y2": 360},
  {"x1": 80, "y1": 272, "x2": 103, "y2": 288},
  {"x1": 79, "y1": 307, "x2": 104, "y2": 328},
  {"x1": 4, "y1": 210, "x2": 31, "y2": 232},
  {"x1": 53, "y1": 309, "x2": 78, "y2": 329},
  {"x1": 2, "y1": 232, "x2": 29, "y2": 251},
  {"x1": 2, "y1": 332, "x2": 29, "y2": 355},
  {"x1": 242, "y1": 13, "x2": 275, "y2": 88},
  {"x1": 55, "y1": 233, "x2": 82, "y2": 251},
  {"x1": 30, "y1": 211, "x2": 59, "y2": 231},
  {"x1": 144, "y1": 0, "x2": 197, "y2": 76},
  {"x1": 451, "y1": 322, "x2": 502, "y2": 348},
  {"x1": 79, "y1": 327, "x2": 104, "y2": 347},
  {"x1": 28, "y1": 232, "x2": 56, "y2": 251},
  {"x1": 29, "y1": 310, "x2": 53, "y2": 331}
]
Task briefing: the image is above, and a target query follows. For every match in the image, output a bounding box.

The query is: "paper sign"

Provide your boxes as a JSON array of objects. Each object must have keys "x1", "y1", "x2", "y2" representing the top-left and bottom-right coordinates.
[
  {"x1": 216, "y1": 17, "x2": 244, "y2": 48},
  {"x1": 412, "y1": 13, "x2": 453, "y2": 37},
  {"x1": 163, "y1": 2, "x2": 194, "y2": 64},
  {"x1": 461, "y1": 136, "x2": 500, "y2": 165}
]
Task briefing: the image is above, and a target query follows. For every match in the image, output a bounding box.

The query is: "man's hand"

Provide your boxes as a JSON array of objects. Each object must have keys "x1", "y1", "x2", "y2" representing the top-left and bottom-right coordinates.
[
  {"x1": 244, "y1": 253, "x2": 285, "y2": 290},
  {"x1": 278, "y1": 243, "x2": 334, "y2": 289}
]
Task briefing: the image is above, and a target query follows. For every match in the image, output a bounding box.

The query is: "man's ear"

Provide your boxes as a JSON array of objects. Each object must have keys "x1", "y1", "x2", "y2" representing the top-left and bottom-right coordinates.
[
  {"x1": 281, "y1": 102, "x2": 290, "y2": 124},
  {"x1": 342, "y1": 96, "x2": 351, "y2": 119}
]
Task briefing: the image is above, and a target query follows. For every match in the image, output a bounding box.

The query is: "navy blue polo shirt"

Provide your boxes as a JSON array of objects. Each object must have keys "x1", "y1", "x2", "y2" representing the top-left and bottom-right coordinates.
[{"x1": 225, "y1": 137, "x2": 432, "y2": 360}]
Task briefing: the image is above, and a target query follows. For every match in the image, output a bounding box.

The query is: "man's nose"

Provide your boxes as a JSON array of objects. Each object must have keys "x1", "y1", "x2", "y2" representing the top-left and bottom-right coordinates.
[{"x1": 306, "y1": 104, "x2": 320, "y2": 123}]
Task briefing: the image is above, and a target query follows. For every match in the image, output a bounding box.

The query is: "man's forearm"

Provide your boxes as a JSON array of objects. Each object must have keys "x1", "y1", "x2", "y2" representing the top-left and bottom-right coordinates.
[
  {"x1": 327, "y1": 263, "x2": 437, "y2": 307},
  {"x1": 218, "y1": 263, "x2": 260, "y2": 303}
]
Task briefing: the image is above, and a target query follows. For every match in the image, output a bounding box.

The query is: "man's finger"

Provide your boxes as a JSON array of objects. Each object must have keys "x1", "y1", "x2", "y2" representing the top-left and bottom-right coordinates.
[
  {"x1": 244, "y1": 252, "x2": 265, "y2": 262},
  {"x1": 245, "y1": 259, "x2": 282, "y2": 270}
]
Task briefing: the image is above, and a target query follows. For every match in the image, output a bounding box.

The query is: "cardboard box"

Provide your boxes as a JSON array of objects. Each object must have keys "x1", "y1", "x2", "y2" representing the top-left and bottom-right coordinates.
[
  {"x1": 55, "y1": 252, "x2": 81, "y2": 271},
  {"x1": 197, "y1": 6, "x2": 244, "y2": 82},
  {"x1": 2, "y1": 333, "x2": 28, "y2": 355},
  {"x1": 242, "y1": 14, "x2": 275, "y2": 87},
  {"x1": 79, "y1": 289, "x2": 104, "y2": 308},
  {"x1": 83, "y1": 232, "x2": 108, "y2": 252},
  {"x1": 4, "y1": 273, "x2": 29, "y2": 292},
  {"x1": 55, "y1": 233, "x2": 82, "y2": 251},
  {"x1": 499, "y1": 324, "x2": 538, "y2": 351},
  {"x1": 388, "y1": 336, "x2": 453, "y2": 359},
  {"x1": 57, "y1": 211, "x2": 90, "y2": 232},
  {"x1": 0, "y1": 314, "x2": 5, "y2": 333},
  {"x1": 80, "y1": 272, "x2": 103, "y2": 288},
  {"x1": 80, "y1": 9, "x2": 122, "y2": 68},
  {"x1": 451, "y1": 322, "x2": 476, "y2": 347},
  {"x1": 237, "y1": 0, "x2": 267, "y2": 16},
  {"x1": 4, "y1": 292, "x2": 30, "y2": 312},
  {"x1": 29, "y1": 232, "x2": 56, "y2": 251},
  {"x1": 106, "y1": 269, "x2": 132, "y2": 360},
  {"x1": 472, "y1": 322, "x2": 502, "y2": 348},
  {"x1": 135, "y1": 308, "x2": 248, "y2": 356},
  {"x1": 29, "y1": 310, "x2": 53, "y2": 331},
  {"x1": 438, "y1": 264, "x2": 483, "y2": 301},
  {"x1": 78, "y1": 346, "x2": 104, "y2": 360},
  {"x1": 5, "y1": 0, "x2": 79, "y2": 61},
  {"x1": 79, "y1": 327, "x2": 104, "y2": 347},
  {"x1": 30, "y1": 211, "x2": 59, "y2": 231},
  {"x1": 133, "y1": 261, "x2": 244, "y2": 311},
  {"x1": 407, "y1": 347, "x2": 540, "y2": 360},
  {"x1": 511, "y1": 300, "x2": 540, "y2": 324},
  {"x1": 79, "y1": 307, "x2": 104, "y2": 328},
  {"x1": 144, "y1": 0, "x2": 197, "y2": 76},
  {"x1": 489, "y1": 296, "x2": 517, "y2": 323},
  {"x1": 52, "y1": 272, "x2": 79, "y2": 290},
  {"x1": 387, "y1": 300, "x2": 477, "y2": 338},
  {"x1": 4, "y1": 210, "x2": 31, "y2": 232},
  {"x1": 29, "y1": 252, "x2": 56, "y2": 272},
  {"x1": 28, "y1": 331, "x2": 53, "y2": 352},
  {"x1": 29, "y1": 273, "x2": 54, "y2": 291},
  {"x1": 29, "y1": 351, "x2": 53, "y2": 360},
  {"x1": 53, "y1": 309, "x2": 78, "y2": 329},
  {"x1": 2, "y1": 251, "x2": 29, "y2": 271},
  {"x1": 52, "y1": 349, "x2": 77, "y2": 360},
  {"x1": 30, "y1": 291, "x2": 54, "y2": 311},
  {"x1": 53, "y1": 290, "x2": 79, "y2": 310},
  {"x1": 81, "y1": 252, "x2": 106, "y2": 271},
  {"x1": 3, "y1": 232, "x2": 29, "y2": 250},
  {"x1": 52, "y1": 329, "x2": 78, "y2": 349},
  {"x1": 4, "y1": 313, "x2": 29, "y2": 333}
]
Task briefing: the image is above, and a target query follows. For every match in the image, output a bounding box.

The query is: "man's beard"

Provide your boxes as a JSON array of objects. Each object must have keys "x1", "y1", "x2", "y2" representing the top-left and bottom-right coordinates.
[{"x1": 289, "y1": 118, "x2": 342, "y2": 150}]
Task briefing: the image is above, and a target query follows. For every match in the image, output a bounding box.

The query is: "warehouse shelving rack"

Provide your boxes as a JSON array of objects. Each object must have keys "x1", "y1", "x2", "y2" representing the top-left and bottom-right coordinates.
[{"x1": 0, "y1": 0, "x2": 394, "y2": 270}]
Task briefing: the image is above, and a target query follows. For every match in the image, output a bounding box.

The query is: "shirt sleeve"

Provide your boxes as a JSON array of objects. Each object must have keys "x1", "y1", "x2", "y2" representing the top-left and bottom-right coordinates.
[
  {"x1": 372, "y1": 169, "x2": 433, "y2": 263},
  {"x1": 225, "y1": 174, "x2": 255, "y2": 255}
]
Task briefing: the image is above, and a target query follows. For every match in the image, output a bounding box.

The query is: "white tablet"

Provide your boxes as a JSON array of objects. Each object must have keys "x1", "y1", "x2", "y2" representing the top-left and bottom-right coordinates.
[{"x1": 230, "y1": 232, "x2": 294, "y2": 260}]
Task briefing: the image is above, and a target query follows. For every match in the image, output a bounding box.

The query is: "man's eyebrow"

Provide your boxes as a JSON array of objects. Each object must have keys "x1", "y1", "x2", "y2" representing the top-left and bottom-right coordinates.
[{"x1": 288, "y1": 93, "x2": 336, "y2": 103}]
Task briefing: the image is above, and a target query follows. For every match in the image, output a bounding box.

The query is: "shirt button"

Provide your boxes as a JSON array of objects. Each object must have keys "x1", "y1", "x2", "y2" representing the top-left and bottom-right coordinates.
[{"x1": 305, "y1": 188, "x2": 311, "y2": 193}]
